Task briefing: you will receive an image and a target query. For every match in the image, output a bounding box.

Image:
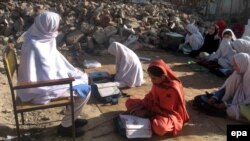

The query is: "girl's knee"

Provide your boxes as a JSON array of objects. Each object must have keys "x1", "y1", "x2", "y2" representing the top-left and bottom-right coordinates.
[
  {"x1": 152, "y1": 119, "x2": 169, "y2": 136},
  {"x1": 125, "y1": 99, "x2": 141, "y2": 109}
]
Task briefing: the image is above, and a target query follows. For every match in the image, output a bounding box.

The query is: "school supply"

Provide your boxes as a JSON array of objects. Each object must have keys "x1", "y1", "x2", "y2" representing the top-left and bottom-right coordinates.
[
  {"x1": 89, "y1": 71, "x2": 112, "y2": 83},
  {"x1": 91, "y1": 82, "x2": 121, "y2": 105},
  {"x1": 113, "y1": 114, "x2": 152, "y2": 139},
  {"x1": 83, "y1": 60, "x2": 102, "y2": 68}
]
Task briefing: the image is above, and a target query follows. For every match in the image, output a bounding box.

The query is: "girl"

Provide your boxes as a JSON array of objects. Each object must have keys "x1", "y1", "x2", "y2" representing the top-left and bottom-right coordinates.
[
  {"x1": 125, "y1": 59, "x2": 189, "y2": 136},
  {"x1": 179, "y1": 23, "x2": 204, "y2": 54},
  {"x1": 190, "y1": 23, "x2": 220, "y2": 57},
  {"x1": 209, "y1": 29, "x2": 236, "y2": 71},
  {"x1": 217, "y1": 19, "x2": 227, "y2": 38},
  {"x1": 17, "y1": 11, "x2": 90, "y2": 137},
  {"x1": 108, "y1": 42, "x2": 145, "y2": 88},
  {"x1": 232, "y1": 38, "x2": 250, "y2": 55},
  {"x1": 198, "y1": 29, "x2": 236, "y2": 76},
  {"x1": 199, "y1": 53, "x2": 250, "y2": 120}
]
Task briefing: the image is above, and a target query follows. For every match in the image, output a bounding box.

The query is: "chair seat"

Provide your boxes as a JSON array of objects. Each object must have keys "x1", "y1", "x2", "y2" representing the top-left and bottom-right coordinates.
[{"x1": 16, "y1": 97, "x2": 71, "y2": 113}]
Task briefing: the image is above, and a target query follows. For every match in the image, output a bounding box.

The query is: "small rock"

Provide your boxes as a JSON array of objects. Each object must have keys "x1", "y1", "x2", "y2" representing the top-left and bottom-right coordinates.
[{"x1": 65, "y1": 30, "x2": 84, "y2": 45}]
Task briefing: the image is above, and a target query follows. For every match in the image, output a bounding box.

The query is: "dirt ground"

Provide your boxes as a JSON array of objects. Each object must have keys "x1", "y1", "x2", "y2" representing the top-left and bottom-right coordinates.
[{"x1": 0, "y1": 48, "x2": 244, "y2": 141}]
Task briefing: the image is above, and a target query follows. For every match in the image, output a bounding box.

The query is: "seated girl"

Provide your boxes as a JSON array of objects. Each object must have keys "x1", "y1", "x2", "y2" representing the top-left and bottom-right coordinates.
[
  {"x1": 194, "y1": 53, "x2": 250, "y2": 121},
  {"x1": 232, "y1": 38, "x2": 250, "y2": 55},
  {"x1": 125, "y1": 59, "x2": 189, "y2": 136},
  {"x1": 217, "y1": 19, "x2": 227, "y2": 38},
  {"x1": 197, "y1": 29, "x2": 236, "y2": 76},
  {"x1": 190, "y1": 23, "x2": 220, "y2": 57},
  {"x1": 179, "y1": 23, "x2": 204, "y2": 54},
  {"x1": 17, "y1": 11, "x2": 90, "y2": 137},
  {"x1": 108, "y1": 42, "x2": 145, "y2": 88}
]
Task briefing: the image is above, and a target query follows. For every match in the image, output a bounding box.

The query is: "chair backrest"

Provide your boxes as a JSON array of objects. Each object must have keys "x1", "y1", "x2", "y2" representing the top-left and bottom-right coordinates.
[{"x1": 3, "y1": 44, "x2": 19, "y2": 105}]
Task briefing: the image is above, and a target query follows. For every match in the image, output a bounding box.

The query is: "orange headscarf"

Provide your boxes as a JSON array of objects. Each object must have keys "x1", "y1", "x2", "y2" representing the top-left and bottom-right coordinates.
[
  {"x1": 149, "y1": 59, "x2": 181, "y2": 83},
  {"x1": 144, "y1": 59, "x2": 189, "y2": 135}
]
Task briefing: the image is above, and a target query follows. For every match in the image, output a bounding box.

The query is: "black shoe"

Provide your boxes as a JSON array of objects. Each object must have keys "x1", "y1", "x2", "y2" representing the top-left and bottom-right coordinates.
[
  {"x1": 75, "y1": 119, "x2": 88, "y2": 128},
  {"x1": 57, "y1": 124, "x2": 84, "y2": 137}
]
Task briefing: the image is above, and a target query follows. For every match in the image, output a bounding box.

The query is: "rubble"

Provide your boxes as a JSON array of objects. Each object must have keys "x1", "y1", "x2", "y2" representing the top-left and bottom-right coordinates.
[{"x1": 0, "y1": 0, "x2": 205, "y2": 69}]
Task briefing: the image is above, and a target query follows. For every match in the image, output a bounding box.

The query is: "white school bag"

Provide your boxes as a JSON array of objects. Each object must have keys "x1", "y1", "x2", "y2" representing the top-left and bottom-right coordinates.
[{"x1": 114, "y1": 114, "x2": 152, "y2": 139}]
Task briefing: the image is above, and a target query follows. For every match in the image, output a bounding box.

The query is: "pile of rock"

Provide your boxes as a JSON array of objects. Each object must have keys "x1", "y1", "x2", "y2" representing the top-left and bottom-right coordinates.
[{"x1": 0, "y1": 0, "x2": 205, "y2": 60}]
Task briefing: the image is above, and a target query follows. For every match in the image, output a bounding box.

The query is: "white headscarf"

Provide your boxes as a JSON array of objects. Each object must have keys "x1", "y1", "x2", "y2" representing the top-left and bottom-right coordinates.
[
  {"x1": 232, "y1": 39, "x2": 250, "y2": 55},
  {"x1": 17, "y1": 11, "x2": 88, "y2": 104},
  {"x1": 184, "y1": 24, "x2": 204, "y2": 50},
  {"x1": 222, "y1": 29, "x2": 236, "y2": 40},
  {"x1": 108, "y1": 42, "x2": 144, "y2": 88},
  {"x1": 242, "y1": 19, "x2": 250, "y2": 37},
  {"x1": 242, "y1": 36, "x2": 250, "y2": 41},
  {"x1": 221, "y1": 53, "x2": 250, "y2": 120},
  {"x1": 209, "y1": 29, "x2": 236, "y2": 70}
]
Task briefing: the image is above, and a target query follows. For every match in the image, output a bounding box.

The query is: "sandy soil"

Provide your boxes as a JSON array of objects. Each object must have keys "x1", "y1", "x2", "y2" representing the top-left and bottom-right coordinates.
[{"x1": 0, "y1": 48, "x2": 243, "y2": 141}]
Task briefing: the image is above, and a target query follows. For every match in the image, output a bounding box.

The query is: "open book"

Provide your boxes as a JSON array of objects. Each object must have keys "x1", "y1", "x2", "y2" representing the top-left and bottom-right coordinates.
[
  {"x1": 96, "y1": 82, "x2": 120, "y2": 97},
  {"x1": 119, "y1": 115, "x2": 152, "y2": 138}
]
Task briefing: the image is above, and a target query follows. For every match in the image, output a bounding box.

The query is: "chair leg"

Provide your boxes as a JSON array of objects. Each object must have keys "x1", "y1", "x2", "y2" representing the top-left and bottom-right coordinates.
[
  {"x1": 14, "y1": 112, "x2": 21, "y2": 140},
  {"x1": 21, "y1": 112, "x2": 25, "y2": 125},
  {"x1": 71, "y1": 102, "x2": 75, "y2": 141}
]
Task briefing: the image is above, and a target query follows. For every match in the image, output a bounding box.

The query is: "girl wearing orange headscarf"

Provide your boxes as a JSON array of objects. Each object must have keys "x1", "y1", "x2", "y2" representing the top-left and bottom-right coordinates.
[{"x1": 125, "y1": 59, "x2": 189, "y2": 136}]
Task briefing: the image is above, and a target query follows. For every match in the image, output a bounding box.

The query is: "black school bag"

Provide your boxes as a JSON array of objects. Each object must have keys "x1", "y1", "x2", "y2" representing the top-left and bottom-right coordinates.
[{"x1": 192, "y1": 94, "x2": 227, "y2": 117}]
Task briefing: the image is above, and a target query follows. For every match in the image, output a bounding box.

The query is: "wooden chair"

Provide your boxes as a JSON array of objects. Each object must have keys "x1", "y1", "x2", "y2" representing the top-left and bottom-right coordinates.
[{"x1": 3, "y1": 44, "x2": 76, "y2": 141}]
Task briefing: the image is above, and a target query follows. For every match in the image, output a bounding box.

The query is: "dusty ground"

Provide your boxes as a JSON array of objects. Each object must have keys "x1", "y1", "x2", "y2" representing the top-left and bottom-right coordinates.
[{"x1": 0, "y1": 48, "x2": 244, "y2": 141}]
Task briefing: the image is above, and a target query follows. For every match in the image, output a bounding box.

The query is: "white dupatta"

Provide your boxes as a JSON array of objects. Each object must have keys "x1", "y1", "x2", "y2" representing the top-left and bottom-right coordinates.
[
  {"x1": 108, "y1": 42, "x2": 144, "y2": 88},
  {"x1": 17, "y1": 11, "x2": 88, "y2": 104},
  {"x1": 221, "y1": 53, "x2": 250, "y2": 120}
]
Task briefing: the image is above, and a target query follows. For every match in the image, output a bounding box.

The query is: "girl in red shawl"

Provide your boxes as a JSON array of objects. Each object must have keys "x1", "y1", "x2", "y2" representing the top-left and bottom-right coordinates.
[
  {"x1": 217, "y1": 19, "x2": 227, "y2": 38},
  {"x1": 125, "y1": 59, "x2": 189, "y2": 136}
]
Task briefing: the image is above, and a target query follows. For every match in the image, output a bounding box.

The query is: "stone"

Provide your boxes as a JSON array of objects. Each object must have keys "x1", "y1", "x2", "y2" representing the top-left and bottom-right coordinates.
[
  {"x1": 80, "y1": 22, "x2": 95, "y2": 34},
  {"x1": 93, "y1": 27, "x2": 107, "y2": 44},
  {"x1": 104, "y1": 26, "x2": 117, "y2": 37},
  {"x1": 0, "y1": 0, "x2": 206, "y2": 54},
  {"x1": 13, "y1": 17, "x2": 24, "y2": 33},
  {"x1": 98, "y1": 14, "x2": 112, "y2": 27},
  {"x1": 65, "y1": 30, "x2": 84, "y2": 45},
  {"x1": 161, "y1": 32, "x2": 185, "y2": 51}
]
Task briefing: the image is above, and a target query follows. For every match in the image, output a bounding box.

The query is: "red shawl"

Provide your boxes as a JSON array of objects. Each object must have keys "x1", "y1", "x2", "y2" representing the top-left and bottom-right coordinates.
[{"x1": 142, "y1": 59, "x2": 189, "y2": 135}]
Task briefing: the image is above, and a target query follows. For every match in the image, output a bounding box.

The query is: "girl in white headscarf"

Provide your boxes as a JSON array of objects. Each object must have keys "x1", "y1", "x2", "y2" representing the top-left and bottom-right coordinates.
[
  {"x1": 207, "y1": 53, "x2": 250, "y2": 120},
  {"x1": 232, "y1": 38, "x2": 250, "y2": 55},
  {"x1": 108, "y1": 42, "x2": 145, "y2": 88},
  {"x1": 208, "y1": 29, "x2": 236, "y2": 70},
  {"x1": 242, "y1": 19, "x2": 250, "y2": 37},
  {"x1": 179, "y1": 23, "x2": 204, "y2": 54},
  {"x1": 17, "y1": 11, "x2": 89, "y2": 137}
]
